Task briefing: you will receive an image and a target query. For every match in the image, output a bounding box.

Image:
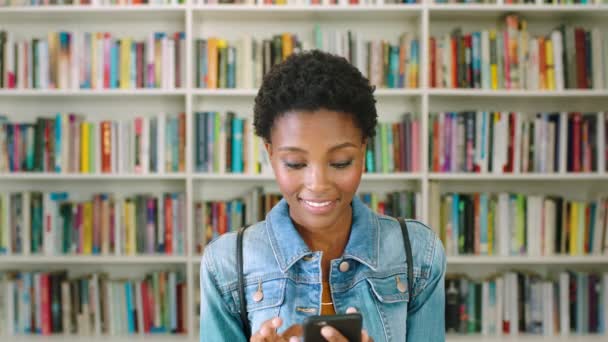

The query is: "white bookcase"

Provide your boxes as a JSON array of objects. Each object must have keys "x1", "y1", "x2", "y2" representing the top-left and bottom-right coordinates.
[{"x1": 1, "y1": 2, "x2": 607, "y2": 341}]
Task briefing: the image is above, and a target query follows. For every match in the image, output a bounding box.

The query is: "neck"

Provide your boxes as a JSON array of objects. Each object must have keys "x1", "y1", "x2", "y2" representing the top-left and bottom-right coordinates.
[{"x1": 292, "y1": 205, "x2": 353, "y2": 280}]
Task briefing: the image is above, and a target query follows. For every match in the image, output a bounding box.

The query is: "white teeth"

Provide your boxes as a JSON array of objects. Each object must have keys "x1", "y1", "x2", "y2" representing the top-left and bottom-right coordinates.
[{"x1": 304, "y1": 200, "x2": 332, "y2": 208}]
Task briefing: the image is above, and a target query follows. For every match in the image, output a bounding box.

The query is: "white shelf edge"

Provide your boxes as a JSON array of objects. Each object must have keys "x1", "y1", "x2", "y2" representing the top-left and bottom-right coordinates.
[
  {"x1": 362, "y1": 172, "x2": 423, "y2": 180},
  {"x1": 0, "y1": 334, "x2": 192, "y2": 341},
  {"x1": 375, "y1": 88, "x2": 423, "y2": 96},
  {"x1": 0, "y1": 89, "x2": 187, "y2": 96},
  {"x1": 188, "y1": 255, "x2": 608, "y2": 265},
  {"x1": 0, "y1": 255, "x2": 188, "y2": 264},
  {"x1": 191, "y1": 88, "x2": 258, "y2": 96},
  {"x1": 0, "y1": 4, "x2": 188, "y2": 12},
  {"x1": 192, "y1": 173, "x2": 274, "y2": 180},
  {"x1": 428, "y1": 3, "x2": 608, "y2": 12},
  {"x1": 3, "y1": 3, "x2": 605, "y2": 13},
  {"x1": 193, "y1": 4, "x2": 423, "y2": 11},
  {"x1": 429, "y1": 173, "x2": 608, "y2": 181},
  {"x1": 191, "y1": 88, "x2": 422, "y2": 96},
  {"x1": 0, "y1": 173, "x2": 187, "y2": 180},
  {"x1": 448, "y1": 255, "x2": 608, "y2": 265},
  {"x1": 428, "y1": 89, "x2": 608, "y2": 97},
  {"x1": 446, "y1": 334, "x2": 607, "y2": 341},
  {"x1": 0, "y1": 333, "x2": 604, "y2": 342},
  {"x1": 191, "y1": 172, "x2": 423, "y2": 180},
  {"x1": 2, "y1": 88, "x2": 603, "y2": 97},
  {"x1": 5, "y1": 172, "x2": 605, "y2": 181}
]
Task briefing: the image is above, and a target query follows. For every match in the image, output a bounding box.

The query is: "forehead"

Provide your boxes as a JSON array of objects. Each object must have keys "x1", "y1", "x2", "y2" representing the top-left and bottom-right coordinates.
[{"x1": 270, "y1": 109, "x2": 362, "y2": 144}]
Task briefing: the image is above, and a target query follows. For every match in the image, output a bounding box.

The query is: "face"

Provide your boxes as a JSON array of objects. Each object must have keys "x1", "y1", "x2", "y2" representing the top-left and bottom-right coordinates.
[{"x1": 265, "y1": 109, "x2": 366, "y2": 233}]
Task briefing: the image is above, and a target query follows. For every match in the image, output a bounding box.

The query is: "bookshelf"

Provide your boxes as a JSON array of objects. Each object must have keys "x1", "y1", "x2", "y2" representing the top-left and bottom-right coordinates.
[{"x1": 1, "y1": 1, "x2": 607, "y2": 341}]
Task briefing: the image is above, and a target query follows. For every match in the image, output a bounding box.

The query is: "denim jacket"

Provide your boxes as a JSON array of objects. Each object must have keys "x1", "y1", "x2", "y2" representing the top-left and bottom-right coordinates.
[{"x1": 199, "y1": 196, "x2": 446, "y2": 341}]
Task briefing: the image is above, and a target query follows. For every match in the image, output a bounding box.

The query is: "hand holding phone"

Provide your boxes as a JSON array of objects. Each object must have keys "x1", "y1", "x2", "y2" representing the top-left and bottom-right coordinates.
[
  {"x1": 303, "y1": 312, "x2": 372, "y2": 342},
  {"x1": 250, "y1": 317, "x2": 303, "y2": 342}
]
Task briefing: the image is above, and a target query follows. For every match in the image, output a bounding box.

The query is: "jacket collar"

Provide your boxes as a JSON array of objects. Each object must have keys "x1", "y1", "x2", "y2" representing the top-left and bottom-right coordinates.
[{"x1": 265, "y1": 196, "x2": 379, "y2": 273}]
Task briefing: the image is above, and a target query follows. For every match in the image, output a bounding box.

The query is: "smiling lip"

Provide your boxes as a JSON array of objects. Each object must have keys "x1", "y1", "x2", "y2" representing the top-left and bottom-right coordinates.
[{"x1": 299, "y1": 198, "x2": 337, "y2": 215}]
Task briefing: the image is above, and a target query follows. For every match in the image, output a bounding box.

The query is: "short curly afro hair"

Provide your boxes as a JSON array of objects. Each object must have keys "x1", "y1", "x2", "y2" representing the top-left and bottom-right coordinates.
[{"x1": 254, "y1": 50, "x2": 377, "y2": 143}]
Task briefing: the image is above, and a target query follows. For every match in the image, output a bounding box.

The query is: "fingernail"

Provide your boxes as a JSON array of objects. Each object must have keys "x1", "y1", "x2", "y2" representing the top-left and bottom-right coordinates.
[
  {"x1": 346, "y1": 307, "x2": 358, "y2": 313},
  {"x1": 260, "y1": 327, "x2": 269, "y2": 335},
  {"x1": 272, "y1": 317, "x2": 282, "y2": 327},
  {"x1": 321, "y1": 326, "x2": 334, "y2": 337},
  {"x1": 289, "y1": 337, "x2": 299, "y2": 342}
]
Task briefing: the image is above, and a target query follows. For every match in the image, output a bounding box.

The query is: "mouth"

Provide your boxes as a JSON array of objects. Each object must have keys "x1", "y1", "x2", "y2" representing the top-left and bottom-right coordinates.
[{"x1": 298, "y1": 198, "x2": 338, "y2": 215}]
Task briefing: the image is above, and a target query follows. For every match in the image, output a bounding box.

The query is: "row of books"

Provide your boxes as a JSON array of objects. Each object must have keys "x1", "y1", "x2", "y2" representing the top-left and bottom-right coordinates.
[
  {"x1": 194, "y1": 111, "x2": 421, "y2": 174},
  {"x1": 2, "y1": 110, "x2": 604, "y2": 176},
  {"x1": 429, "y1": 111, "x2": 608, "y2": 174},
  {"x1": 194, "y1": 188, "x2": 282, "y2": 250},
  {"x1": 0, "y1": 113, "x2": 187, "y2": 174},
  {"x1": 0, "y1": 0, "x2": 182, "y2": 5},
  {"x1": 360, "y1": 190, "x2": 421, "y2": 220},
  {"x1": 429, "y1": 18, "x2": 607, "y2": 90},
  {"x1": 5, "y1": 0, "x2": 595, "y2": 5},
  {"x1": 0, "y1": 30, "x2": 186, "y2": 90},
  {"x1": 0, "y1": 191, "x2": 187, "y2": 256},
  {"x1": 196, "y1": 29, "x2": 419, "y2": 89},
  {"x1": 445, "y1": 271, "x2": 608, "y2": 335},
  {"x1": 433, "y1": 0, "x2": 496, "y2": 3},
  {"x1": 194, "y1": 188, "x2": 420, "y2": 250},
  {"x1": 195, "y1": 0, "x2": 416, "y2": 4},
  {"x1": 497, "y1": 0, "x2": 604, "y2": 4},
  {"x1": 194, "y1": 111, "x2": 270, "y2": 174},
  {"x1": 0, "y1": 270, "x2": 187, "y2": 336},
  {"x1": 433, "y1": 190, "x2": 608, "y2": 256},
  {"x1": 195, "y1": 35, "x2": 298, "y2": 89},
  {"x1": 366, "y1": 113, "x2": 421, "y2": 173},
  {"x1": 434, "y1": 0, "x2": 605, "y2": 3}
]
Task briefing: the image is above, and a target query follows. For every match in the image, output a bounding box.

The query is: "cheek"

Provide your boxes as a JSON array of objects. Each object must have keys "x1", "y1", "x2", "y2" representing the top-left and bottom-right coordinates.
[
  {"x1": 333, "y1": 167, "x2": 363, "y2": 196},
  {"x1": 272, "y1": 166, "x2": 300, "y2": 197}
]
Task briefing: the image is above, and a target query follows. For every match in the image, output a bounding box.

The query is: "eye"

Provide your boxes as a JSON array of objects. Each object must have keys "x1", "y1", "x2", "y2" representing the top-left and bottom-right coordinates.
[
  {"x1": 284, "y1": 162, "x2": 306, "y2": 170},
  {"x1": 331, "y1": 160, "x2": 353, "y2": 169}
]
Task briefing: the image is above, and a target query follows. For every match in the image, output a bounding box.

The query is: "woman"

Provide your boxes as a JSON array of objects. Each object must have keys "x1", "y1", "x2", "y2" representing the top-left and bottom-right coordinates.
[{"x1": 200, "y1": 50, "x2": 446, "y2": 342}]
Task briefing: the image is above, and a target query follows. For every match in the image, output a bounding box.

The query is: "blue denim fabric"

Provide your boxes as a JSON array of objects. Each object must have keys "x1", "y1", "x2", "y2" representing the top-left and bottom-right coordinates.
[{"x1": 200, "y1": 196, "x2": 446, "y2": 342}]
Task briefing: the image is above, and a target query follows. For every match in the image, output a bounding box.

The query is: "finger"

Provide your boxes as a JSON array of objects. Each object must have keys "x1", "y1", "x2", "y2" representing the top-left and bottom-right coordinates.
[
  {"x1": 250, "y1": 334, "x2": 262, "y2": 342},
  {"x1": 258, "y1": 317, "x2": 283, "y2": 337},
  {"x1": 362, "y1": 329, "x2": 373, "y2": 342},
  {"x1": 320, "y1": 326, "x2": 349, "y2": 342},
  {"x1": 345, "y1": 307, "x2": 358, "y2": 314},
  {"x1": 261, "y1": 317, "x2": 282, "y2": 336},
  {"x1": 250, "y1": 331, "x2": 268, "y2": 342},
  {"x1": 281, "y1": 324, "x2": 303, "y2": 339}
]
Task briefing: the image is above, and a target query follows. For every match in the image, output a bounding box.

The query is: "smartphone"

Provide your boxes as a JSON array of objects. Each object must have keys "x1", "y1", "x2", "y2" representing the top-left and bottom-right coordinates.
[{"x1": 303, "y1": 313, "x2": 362, "y2": 342}]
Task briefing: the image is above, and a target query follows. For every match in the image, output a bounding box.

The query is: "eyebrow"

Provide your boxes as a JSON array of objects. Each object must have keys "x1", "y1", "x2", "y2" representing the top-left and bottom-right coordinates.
[{"x1": 278, "y1": 142, "x2": 358, "y2": 153}]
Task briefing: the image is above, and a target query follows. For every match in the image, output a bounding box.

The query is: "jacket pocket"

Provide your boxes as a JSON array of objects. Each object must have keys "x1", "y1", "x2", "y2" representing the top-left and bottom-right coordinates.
[
  {"x1": 366, "y1": 274, "x2": 409, "y2": 340},
  {"x1": 367, "y1": 274, "x2": 410, "y2": 304},
  {"x1": 229, "y1": 277, "x2": 287, "y2": 313},
  {"x1": 230, "y1": 278, "x2": 287, "y2": 334},
  {"x1": 243, "y1": 277, "x2": 287, "y2": 311}
]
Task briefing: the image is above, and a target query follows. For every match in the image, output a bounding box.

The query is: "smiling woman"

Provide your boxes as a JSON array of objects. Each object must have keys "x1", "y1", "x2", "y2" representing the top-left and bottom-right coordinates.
[
  {"x1": 268, "y1": 109, "x2": 364, "y2": 246},
  {"x1": 199, "y1": 50, "x2": 446, "y2": 342}
]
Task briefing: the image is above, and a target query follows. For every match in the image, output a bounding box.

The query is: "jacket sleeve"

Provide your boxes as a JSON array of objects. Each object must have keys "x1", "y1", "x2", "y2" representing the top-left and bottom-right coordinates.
[
  {"x1": 406, "y1": 234, "x2": 446, "y2": 341},
  {"x1": 199, "y1": 247, "x2": 248, "y2": 342}
]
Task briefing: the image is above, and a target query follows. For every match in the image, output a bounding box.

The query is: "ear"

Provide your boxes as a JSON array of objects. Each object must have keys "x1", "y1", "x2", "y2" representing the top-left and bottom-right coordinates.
[
  {"x1": 264, "y1": 141, "x2": 273, "y2": 159},
  {"x1": 360, "y1": 138, "x2": 367, "y2": 172}
]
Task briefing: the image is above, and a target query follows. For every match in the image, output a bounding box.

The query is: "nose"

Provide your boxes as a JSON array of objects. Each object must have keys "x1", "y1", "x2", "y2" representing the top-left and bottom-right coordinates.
[{"x1": 305, "y1": 165, "x2": 331, "y2": 193}]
